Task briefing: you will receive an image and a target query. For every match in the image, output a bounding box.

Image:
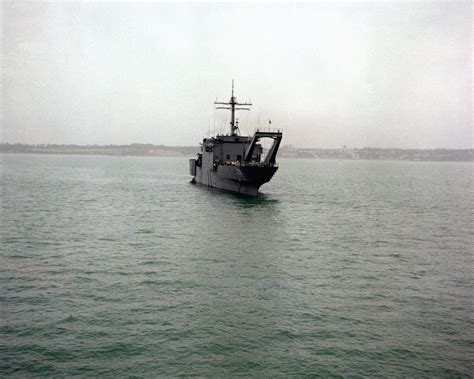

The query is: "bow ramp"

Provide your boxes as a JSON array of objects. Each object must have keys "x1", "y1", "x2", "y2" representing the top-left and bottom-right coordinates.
[{"x1": 243, "y1": 130, "x2": 283, "y2": 165}]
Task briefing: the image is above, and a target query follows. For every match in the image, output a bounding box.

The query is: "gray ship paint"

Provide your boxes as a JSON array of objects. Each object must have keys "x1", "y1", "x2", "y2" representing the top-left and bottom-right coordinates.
[{"x1": 190, "y1": 83, "x2": 282, "y2": 196}]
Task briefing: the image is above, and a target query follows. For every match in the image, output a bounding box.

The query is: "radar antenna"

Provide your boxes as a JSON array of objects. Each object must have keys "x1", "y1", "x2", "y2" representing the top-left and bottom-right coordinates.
[{"x1": 214, "y1": 80, "x2": 252, "y2": 136}]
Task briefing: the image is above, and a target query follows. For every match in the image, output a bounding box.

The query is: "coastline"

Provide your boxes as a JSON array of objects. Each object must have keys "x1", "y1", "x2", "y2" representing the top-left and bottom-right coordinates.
[{"x1": 1, "y1": 143, "x2": 472, "y2": 162}]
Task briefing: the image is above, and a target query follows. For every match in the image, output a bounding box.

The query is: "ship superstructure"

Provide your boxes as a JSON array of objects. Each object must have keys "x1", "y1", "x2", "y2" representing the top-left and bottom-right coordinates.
[{"x1": 189, "y1": 82, "x2": 283, "y2": 196}]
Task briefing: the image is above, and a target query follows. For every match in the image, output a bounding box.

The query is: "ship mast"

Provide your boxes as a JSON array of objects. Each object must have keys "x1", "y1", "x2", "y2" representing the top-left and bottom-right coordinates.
[{"x1": 215, "y1": 80, "x2": 252, "y2": 136}]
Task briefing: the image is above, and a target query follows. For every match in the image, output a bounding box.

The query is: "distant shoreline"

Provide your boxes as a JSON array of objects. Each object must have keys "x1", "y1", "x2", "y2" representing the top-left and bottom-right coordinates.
[{"x1": 1, "y1": 143, "x2": 472, "y2": 162}]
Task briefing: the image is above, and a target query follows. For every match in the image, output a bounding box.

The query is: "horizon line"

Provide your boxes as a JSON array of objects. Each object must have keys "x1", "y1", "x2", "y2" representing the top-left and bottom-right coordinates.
[{"x1": 1, "y1": 142, "x2": 473, "y2": 151}]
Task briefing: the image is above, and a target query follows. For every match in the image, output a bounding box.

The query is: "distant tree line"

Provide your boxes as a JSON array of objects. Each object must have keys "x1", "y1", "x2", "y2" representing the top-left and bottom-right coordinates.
[{"x1": 1, "y1": 143, "x2": 473, "y2": 161}]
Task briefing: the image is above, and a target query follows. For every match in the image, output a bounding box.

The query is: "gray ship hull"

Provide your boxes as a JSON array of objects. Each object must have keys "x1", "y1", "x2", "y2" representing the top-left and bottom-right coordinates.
[{"x1": 191, "y1": 162, "x2": 278, "y2": 196}]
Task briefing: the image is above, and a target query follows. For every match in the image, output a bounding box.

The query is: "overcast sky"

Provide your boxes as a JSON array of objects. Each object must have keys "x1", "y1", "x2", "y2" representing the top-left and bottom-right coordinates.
[{"x1": 1, "y1": 1, "x2": 472, "y2": 148}]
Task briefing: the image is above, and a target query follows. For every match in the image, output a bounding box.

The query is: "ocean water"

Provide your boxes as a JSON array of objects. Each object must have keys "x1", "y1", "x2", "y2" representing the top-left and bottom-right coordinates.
[{"x1": 1, "y1": 153, "x2": 473, "y2": 377}]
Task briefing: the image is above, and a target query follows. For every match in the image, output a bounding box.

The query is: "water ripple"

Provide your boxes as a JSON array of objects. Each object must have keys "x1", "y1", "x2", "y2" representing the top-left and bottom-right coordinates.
[{"x1": 1, "y1": 155, "x2": 473, "y2": 377}]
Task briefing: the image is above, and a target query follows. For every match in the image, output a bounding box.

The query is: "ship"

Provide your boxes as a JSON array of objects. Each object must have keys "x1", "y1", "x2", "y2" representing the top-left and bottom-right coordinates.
[{"x1": 189, "y1": 82, "x2": 283, "y2": 196}]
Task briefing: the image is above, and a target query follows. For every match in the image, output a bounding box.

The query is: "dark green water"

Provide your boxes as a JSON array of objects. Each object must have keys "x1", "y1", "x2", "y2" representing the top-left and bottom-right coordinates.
[{"x1": 1, "y1": 154, "x2": 473, "y2": 377}]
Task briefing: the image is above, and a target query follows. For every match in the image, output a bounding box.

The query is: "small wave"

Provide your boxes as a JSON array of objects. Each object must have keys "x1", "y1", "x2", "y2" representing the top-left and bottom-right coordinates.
[
  {"x1": 97, "y1": 237, "x2": 117, "y2": 242},
  {"x1": 136, "y1": 229, "x2": 154, "y2": 234},
  {"x1": 271, "y1": 329, "x2": 299, "y2": 340}
]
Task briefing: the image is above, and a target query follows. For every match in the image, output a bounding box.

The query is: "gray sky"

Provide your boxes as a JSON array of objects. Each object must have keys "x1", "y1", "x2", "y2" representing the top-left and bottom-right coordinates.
[{"x1": 1, "y1": 1, "x2": 472, "y2": 148}]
